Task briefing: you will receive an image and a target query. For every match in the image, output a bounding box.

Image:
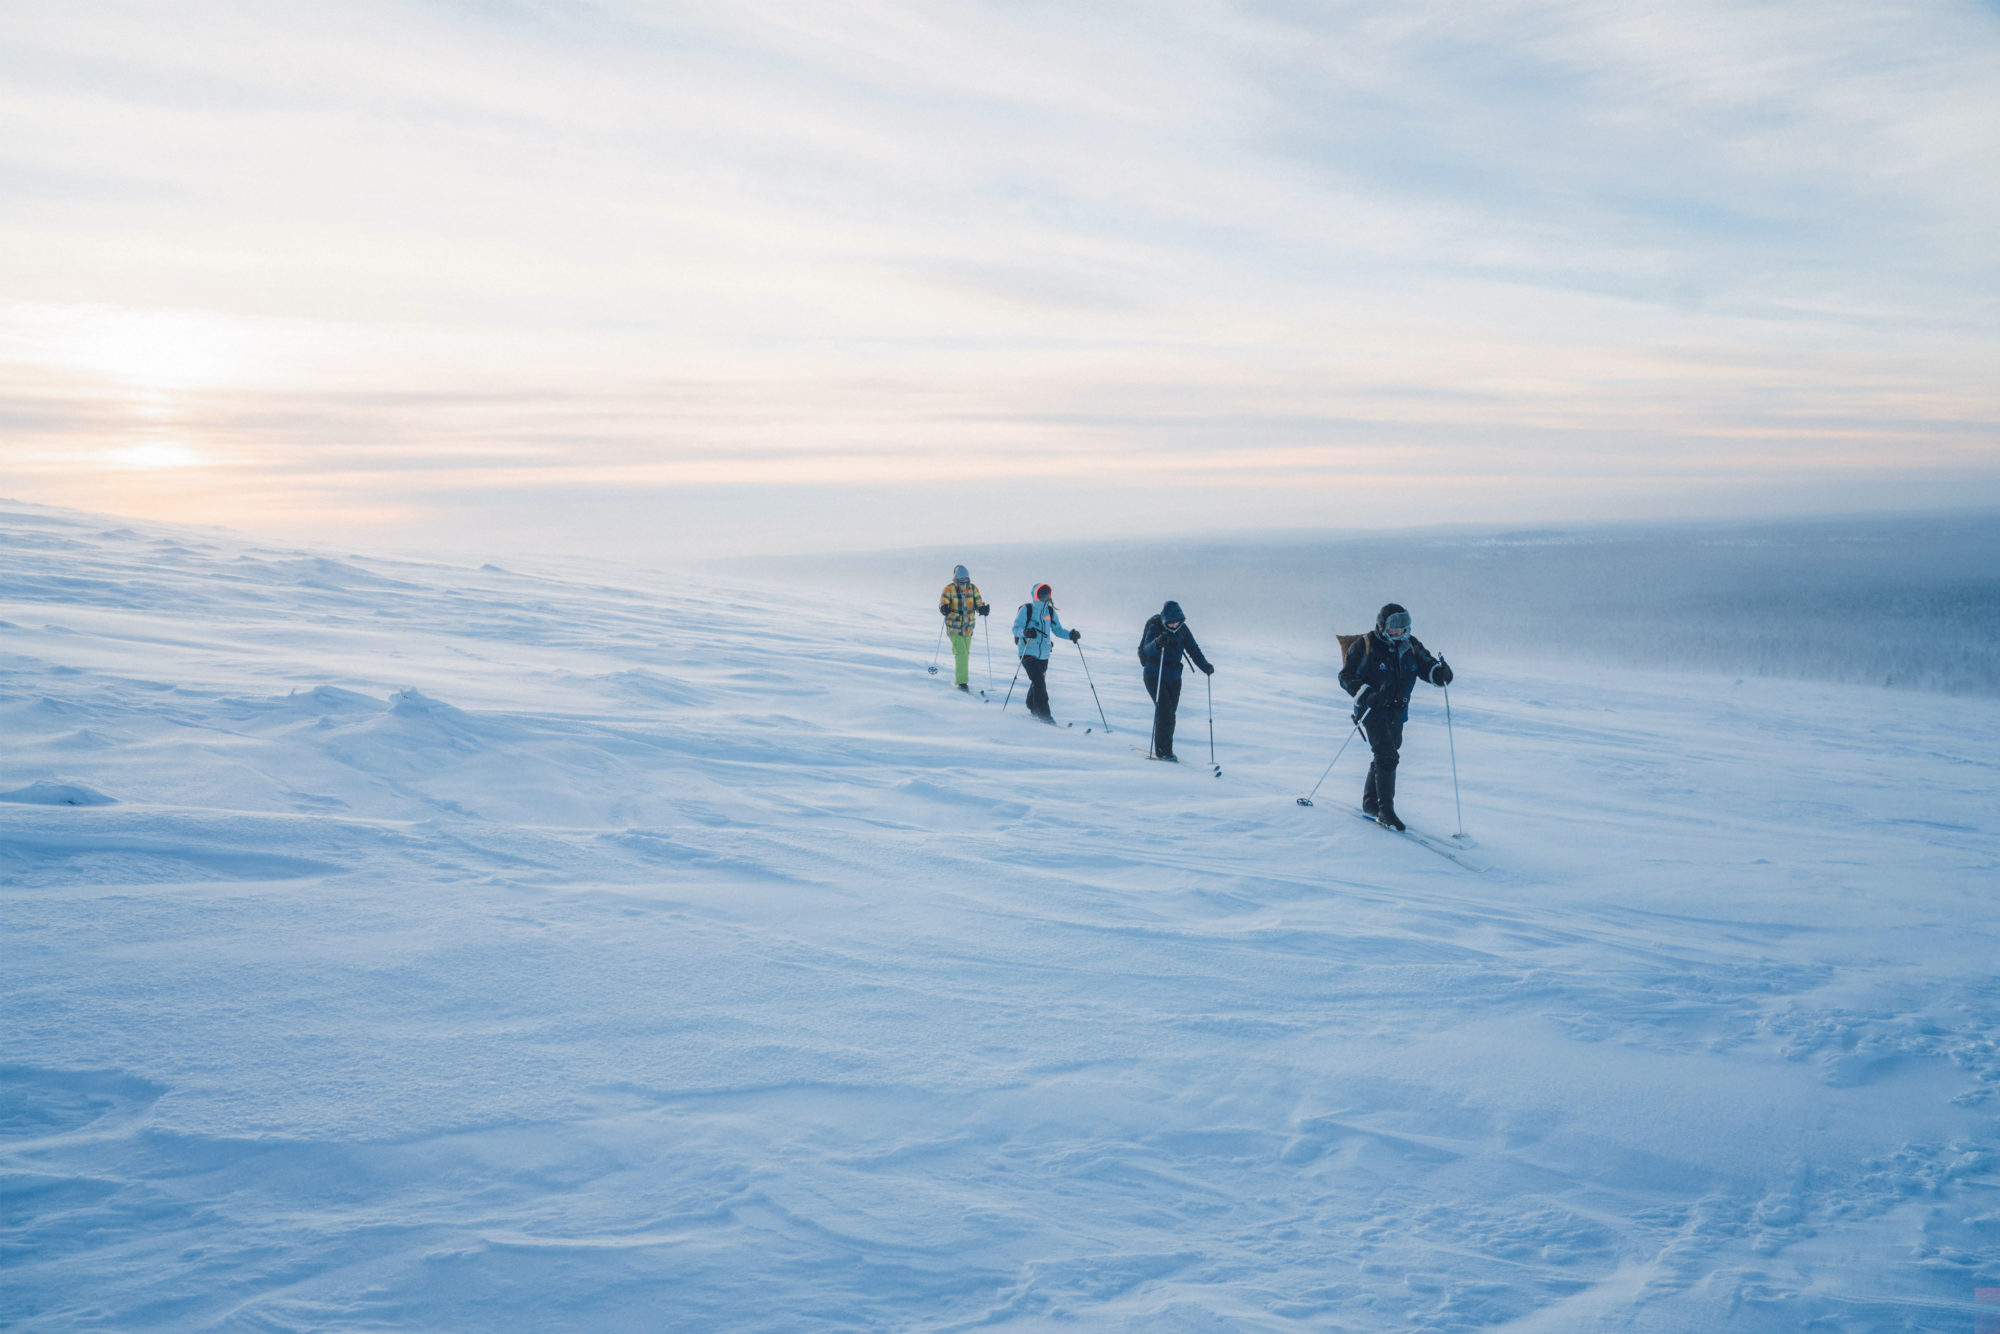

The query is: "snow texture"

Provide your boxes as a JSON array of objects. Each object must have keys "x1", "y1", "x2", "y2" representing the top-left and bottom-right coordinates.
[{"x1": 3, "y1": 498, "x2": 1997, "y2": 1332}]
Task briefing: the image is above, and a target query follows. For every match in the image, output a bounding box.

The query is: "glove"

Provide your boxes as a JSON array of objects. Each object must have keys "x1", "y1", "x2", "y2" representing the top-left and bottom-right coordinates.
[
  {"x1": 1433, "y1": 661, "x2": 1453, "y2": 685},
  {"x1": 1202, "y1": 663, "x2": 1214, "y2": 676},
  {"x1": 1069, "y1": 629, "x2": 1081, "y2": 642},
  {"x1": 977, "y1": 604, "x2": 990, "y2": 617}
]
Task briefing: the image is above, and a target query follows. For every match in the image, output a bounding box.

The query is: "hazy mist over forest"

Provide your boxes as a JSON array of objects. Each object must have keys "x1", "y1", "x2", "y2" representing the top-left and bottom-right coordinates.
[{"x1": 739, "y1": 510, "x2": 2000, "y2": 696}]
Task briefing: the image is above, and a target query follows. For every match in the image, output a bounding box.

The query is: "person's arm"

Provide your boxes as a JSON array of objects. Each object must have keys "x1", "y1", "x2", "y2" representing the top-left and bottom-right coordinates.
[
  {"x1": 1412, "y1": 638, "x2": 1445, "y2": 685},
  {"x1": 940, "y1": 586, "x2": 952, "y2": 617},
  {"x1": 972, "y1": 584, "x2": 988, "y2": 616},
  {"x1": 1184, "y1": 627, "x2": 1213, "y2": 675},
  {"x1": 1047, "y1": 607, "x2": 1067, "y2": 639},
  {"x1": 1012, "y1": 604, "x2": 1029, "y2": 645}
]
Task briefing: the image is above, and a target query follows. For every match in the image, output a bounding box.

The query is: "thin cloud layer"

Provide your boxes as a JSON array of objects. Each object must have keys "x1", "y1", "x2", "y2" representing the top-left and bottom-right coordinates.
[{"x1": 1, "y1": 0, "x2": 1995, "y2": 554}]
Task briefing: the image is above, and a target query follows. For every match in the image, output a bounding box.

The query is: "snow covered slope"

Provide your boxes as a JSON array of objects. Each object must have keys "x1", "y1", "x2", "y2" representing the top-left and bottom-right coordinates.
[{"x1": 3, "y1": 499, "x2": 1996, "y2": 1332}]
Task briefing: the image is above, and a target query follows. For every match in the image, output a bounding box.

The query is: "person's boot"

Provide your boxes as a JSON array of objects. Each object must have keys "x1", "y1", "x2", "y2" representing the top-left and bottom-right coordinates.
[
  {"x1": 1157, "y1": 752, "x2": 1178, "y2": 762},
  {"x1": 956, "y1": 683, "x2": 970, "y2": 692},
  {"x1": 1361, "y1": 766, "x2": 1379, "y2": 817},
  {"x1": 1376, "y1": 804, "x2": 1405, "y2": 831}
]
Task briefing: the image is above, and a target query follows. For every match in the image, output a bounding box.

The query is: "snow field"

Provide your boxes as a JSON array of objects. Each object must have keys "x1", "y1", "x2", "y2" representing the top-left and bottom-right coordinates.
[{"x1": 2, "y1": 501, "x2": 1997, "y2": 1332}]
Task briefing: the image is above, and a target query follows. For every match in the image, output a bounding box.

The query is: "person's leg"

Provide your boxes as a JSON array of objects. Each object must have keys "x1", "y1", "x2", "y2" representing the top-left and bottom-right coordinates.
[
  {"x1": 1023, "y1": 655, "x2": 1051, "y2": 718},
  {"x1": 1143, "y1": 665, "x2": 1158, "y2": 702},
  {"x1": 1360, "y1": 720, "x2": 1408, "y2": 824},
  {"x1": 1381, "y1": 719, "x2": 1404, "y2": 810},
  {"x1": 1154, "y1": 673, "x2": 1182, "y2": 757},
  {"x1": 951, "y1": 633, "x2": 971, "y2": 686},
  {"x1": 1361, "y1": 714, "x2": 1381, "y2": 812}
]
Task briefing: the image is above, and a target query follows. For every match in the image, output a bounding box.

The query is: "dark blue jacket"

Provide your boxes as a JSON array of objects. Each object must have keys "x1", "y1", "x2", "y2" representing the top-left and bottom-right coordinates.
[
  {"x1": 1143, "y1": 607, "x2": 1212, "y2": 682},
  {"x1": 1339, "y1": 630, "x2": 1442, "y2": 722}
]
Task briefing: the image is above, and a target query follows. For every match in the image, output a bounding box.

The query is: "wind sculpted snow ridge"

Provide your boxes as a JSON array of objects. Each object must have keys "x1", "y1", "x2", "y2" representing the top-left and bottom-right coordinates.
[{"x1": 2, "y1": 499, "x2": 1997, "y2": 1333}]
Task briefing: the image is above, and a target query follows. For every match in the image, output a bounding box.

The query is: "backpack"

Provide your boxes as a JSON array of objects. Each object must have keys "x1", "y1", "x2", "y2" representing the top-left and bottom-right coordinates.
[
  {"x1": 1338, "y1": 632, "x2": 1367, "y2": 662},
  {"x1": 1138, "y1": 614, "x2": 1163, "y2": 664}
]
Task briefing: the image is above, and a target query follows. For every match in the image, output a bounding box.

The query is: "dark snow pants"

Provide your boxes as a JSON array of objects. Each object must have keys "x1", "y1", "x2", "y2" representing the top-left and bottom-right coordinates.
[
  {"x1": 1142, "y1": 664, "x2": 1159, "y2": 702},
  {"x1": 1361, "y1": 713, "x2": 1404, "y2": 812},
  {"x1": 1151, "y1": 673, "x2": 1182, "y2": 758},
  {"x1": 1021, "y1": 655, "x2": 1053, "y2": 720}
]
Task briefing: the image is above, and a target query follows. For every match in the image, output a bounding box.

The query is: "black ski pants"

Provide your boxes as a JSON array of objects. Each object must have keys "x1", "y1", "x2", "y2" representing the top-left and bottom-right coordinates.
[
  {"x1": 1361, "y1": 713, "x2": 1404, "y2": 812},
  {"x1": 1142, "y1": 664, "x2": 1159, "y2": 702},
  {"x1": 1151, "y1": 672, "x2": 1183, "y2": 758},
  {"x1": 1021, "y1": 655, "x2": 1053, "y2": 719}
]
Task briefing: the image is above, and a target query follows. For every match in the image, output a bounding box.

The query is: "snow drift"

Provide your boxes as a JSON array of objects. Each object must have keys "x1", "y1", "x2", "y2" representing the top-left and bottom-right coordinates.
[{"x1": 2, "y1": 498, "x2": 1996, "y2": 1332}]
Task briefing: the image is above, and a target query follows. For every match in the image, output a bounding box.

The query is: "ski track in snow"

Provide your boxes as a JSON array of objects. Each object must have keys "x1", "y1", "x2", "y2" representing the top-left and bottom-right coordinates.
[{"x1": 2, "y1": 502, "x2": 1997, "y2": 1332}]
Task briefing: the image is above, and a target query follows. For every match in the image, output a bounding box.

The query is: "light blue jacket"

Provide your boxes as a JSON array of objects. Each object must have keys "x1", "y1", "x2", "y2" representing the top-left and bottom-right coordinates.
[{"x1": 1012, "y1": 590, "x2": 1068, "y2": 661}]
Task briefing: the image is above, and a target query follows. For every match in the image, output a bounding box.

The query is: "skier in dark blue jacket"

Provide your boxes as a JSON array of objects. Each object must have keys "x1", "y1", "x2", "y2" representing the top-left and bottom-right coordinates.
[
  {"x1": 1337, "y1": 603, "x2": 1453, "y2": 830},
  {"x1": 1141, "y1": 600, "x2": 1213, "y2": 761}
]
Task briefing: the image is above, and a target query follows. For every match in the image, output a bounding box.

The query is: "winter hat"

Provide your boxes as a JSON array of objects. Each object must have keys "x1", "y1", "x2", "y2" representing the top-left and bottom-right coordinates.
[
  {"x1": 1161, "y1": 600, "x2": 1185, "y2": 623},
  {"x1": 1376, "y1": 603, "x2": 1410, "y2": 634},
  {"x1": 953, "y1": 564, "x2": 969, "y2": 581}
]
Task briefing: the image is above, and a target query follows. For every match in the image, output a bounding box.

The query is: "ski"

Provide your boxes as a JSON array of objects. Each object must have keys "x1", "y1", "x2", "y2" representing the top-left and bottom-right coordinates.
[
  {"x1": 1344, "y1": 808, "x2": 1487, "y2": 871},
  {"x1": 1017, "y1": 714, "x2": 1091, "y2": 733},
  {"x1": 1131, "y1": 746, "x2": 1221, "y2": 777}
]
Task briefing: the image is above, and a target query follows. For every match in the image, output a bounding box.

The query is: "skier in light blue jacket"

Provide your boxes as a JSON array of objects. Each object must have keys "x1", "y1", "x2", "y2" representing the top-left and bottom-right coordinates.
[{"x1": 1012, "y1": 582, "x2": 1080, "y2": 722}]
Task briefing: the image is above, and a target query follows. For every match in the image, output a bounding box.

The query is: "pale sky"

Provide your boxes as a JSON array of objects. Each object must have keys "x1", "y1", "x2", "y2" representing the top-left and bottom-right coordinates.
[{"x1": 3, "y1": 0, "x2": 1998, "y2": 558}]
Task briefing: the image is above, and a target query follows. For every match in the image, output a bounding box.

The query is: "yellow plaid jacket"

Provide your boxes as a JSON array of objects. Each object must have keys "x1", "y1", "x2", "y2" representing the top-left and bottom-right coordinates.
[{"x1": 939, "y1": 580, "x2": 985, "y2": 635}]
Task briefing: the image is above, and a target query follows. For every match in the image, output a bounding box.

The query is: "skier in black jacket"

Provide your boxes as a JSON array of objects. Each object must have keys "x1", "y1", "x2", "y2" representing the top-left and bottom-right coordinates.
[
  {"x1": 1141, "y1": 600, "x2": 1213, "y2": 762},
  {"x1": 1337, "y1": 603, "x2": 1453, "y2": 830}
]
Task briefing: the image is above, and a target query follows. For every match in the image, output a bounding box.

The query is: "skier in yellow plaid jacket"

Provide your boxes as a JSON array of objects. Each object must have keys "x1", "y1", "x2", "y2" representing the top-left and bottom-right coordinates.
[{"x1": 937, "y1": 565, "x2": 990, "y2": 690}]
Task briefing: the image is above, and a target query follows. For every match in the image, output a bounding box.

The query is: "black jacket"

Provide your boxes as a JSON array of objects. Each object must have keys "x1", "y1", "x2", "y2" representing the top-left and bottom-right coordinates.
[
  {"x1": 1339, "y1": 631, "x2": 1442, "y2": 722},
  {"x1": 1144, "y1": 621, "x2": 1213, "y2": 682}
]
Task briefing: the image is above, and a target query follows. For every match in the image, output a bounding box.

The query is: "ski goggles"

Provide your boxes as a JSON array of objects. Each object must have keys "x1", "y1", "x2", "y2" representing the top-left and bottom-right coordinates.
[{"x1": 1382, "y1": 612, "x2": 1411, "y2": 637}]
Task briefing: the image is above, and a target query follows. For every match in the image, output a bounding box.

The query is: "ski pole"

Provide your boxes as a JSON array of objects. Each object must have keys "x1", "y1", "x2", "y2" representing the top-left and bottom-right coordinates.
[
  {"x1": 1443, "y1": 671, "x2": 1465, "y2": 838},
  {"x1": 1072, "y1": 638, "x2": 1111, "y2": 732},
  {"x1": 1001, "y1": 655, "x2": 1023, "y2": 712},
  {"x1": 1148, "y1": 662, "x2": 1162, "y2": 757},
  {"x1": 1206, "y1": 670, "x2": 1216, "y2": 768},
  {"x1": 1298, "y1": 703, "x2": 1370, "y2": 806},
  {"x1": 927, "y1": 618, "x2": 946, "y2": 676}
]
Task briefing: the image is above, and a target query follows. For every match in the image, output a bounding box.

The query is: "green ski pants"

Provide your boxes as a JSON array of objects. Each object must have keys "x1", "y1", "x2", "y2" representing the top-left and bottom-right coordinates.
[{"x1": 950, "y1": 633, "x2": 972, "y2": 686}]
